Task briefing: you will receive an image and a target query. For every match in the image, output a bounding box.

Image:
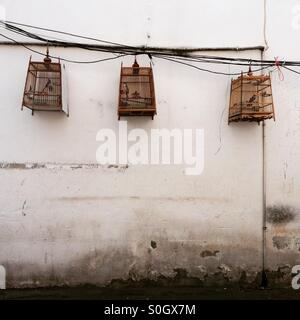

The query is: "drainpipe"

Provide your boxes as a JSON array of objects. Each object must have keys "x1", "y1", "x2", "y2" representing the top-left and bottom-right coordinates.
[
  {"x1": 260, "y1": 32, "x2": 268, "y2": 287},
  {"x1": 0, "y1": 42, "x2": 265, "y2": 52},
  {"x1": 260, "y1": 0, "x2": 269, "y2": 289},
  {"x1": 261, "y1": 118, "x2": 268, "y2": 288}
]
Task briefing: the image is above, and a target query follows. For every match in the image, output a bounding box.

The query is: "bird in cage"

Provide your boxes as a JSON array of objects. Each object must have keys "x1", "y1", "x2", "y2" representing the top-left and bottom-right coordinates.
[
  {"x1": 118, "y1": 58, "x2": 156, "y2": 119},
  {"x1": 22, "y1": 46, "x2": 68, "y2": 115},
  {"x1": 28, "y1": 85, "x2": 34, "y2": 100},
  {"x1": 123, "y1": 82, "x2": 129, "y2": 100},
  {"x1": 262, "y1": 91, "x2": 272, "y2": 98},
  {"x1": 131, "y1": 91, "x2": 141, "y2": 99},
  {"x1": 42, "y1": 79, "x2": 53, "y2": 94},
  {"x1": 248, "y1": 94, "x2": 257, "y2": 103},
  {"x1": 228, "y1": 69, "x2": 275, "y2": 123}
]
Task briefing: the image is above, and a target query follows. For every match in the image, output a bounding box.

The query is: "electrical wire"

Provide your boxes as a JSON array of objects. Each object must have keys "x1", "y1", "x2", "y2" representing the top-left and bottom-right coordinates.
[
  {"x1": 153, "y1": 55, "x2": 272, "y2": 76},
  {"x1": 0, "y1": 28, "x2": 273, "y2": 75},
  {"x1": 283, "y1": 65, "x2": 300, "y2": 75},
  {"x1": 263, "y1": 0, "x2": 269, "y2": 51},
  {"x1": 0, "y1": 21, "x2": 138, "y2": 58},
  {"x1": 158, "y1": 54, "x2": 270, "y2": 67},
  {"x1": 0, "y1": 20, "x2": 288, "y2": 66},
  {"x1": 2, "y1": 19, "x2": 300, "y2": 75},
  {"x1": 0, "y1": 33, "x2": 128, "y2": 64},
  {"x1": 0, "y1": 20, "x2": 291, "y2": 66},
  {"x1": 3, "y1": 20, "x2": 300, "y2": 68},
  {"x1": 0, "y1": 22, "x2": 131, "y2": 55},
  {"x1": 0, "y1": 19, "x2": 135, "y2": 49}
]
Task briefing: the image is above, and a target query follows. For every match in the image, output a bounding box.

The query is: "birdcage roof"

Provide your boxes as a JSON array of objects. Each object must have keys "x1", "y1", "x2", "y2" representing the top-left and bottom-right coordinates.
[
  {"x1": 232, "y1": 74, "x2": 270, "y2": 85},
  {"x1": 29, "y1": 61, "x2": 61, "y2": 72},
  {"x1": 121, "y1": 67, "x2": 152, "y2": 76}
]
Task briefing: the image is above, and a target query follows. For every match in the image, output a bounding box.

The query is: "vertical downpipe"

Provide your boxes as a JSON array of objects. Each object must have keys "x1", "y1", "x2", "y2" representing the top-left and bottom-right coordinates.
[
  {"x1": 261, "y1": 46, "x2": 268, "y2": 288},
  {"x1": 261, "y1": 119, "x2": 268, "y2": 288},
  {"x1": 261, "y1": 0, "x2": 269, "y2": 288}
]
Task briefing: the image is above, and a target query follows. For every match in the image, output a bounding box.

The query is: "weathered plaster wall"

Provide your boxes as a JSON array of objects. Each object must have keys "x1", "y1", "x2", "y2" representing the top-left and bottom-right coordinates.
[
  {"x1": 0, "y1": 0, "x2": 299, "y2": 288},
  {"x1": 0, "y1": 0, "x2": 264, "y2": 47},
  {"x1": 263, "y1": 0, "x2": 300, "y2": 285}
]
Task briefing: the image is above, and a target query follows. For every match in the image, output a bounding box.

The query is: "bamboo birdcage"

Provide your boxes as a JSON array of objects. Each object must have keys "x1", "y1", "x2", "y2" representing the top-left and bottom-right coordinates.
[
  {"x1": 118, "y1": 59, "x2": 156, "y2": 120},
  {"x1": 22, "y1": 49, "x2": 64, "y2": 115},
  {"x1": 228, "y1": 70, "x2": 275, "y2": 123}
]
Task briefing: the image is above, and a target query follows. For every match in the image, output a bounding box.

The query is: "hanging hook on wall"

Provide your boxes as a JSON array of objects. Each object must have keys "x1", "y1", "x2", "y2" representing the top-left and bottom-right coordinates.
[
  {"x1": 147, "y1": 53, "x2": 154, "y2": 67},
  {"x1": 44, "y1": 41, "x2": 52, "y2": 64},
  {"x1": 248, "y1": 60, "x2": 253, "y2": 76},
  {"x1": 274, "y1": 56, "x2": 285, "y2": 81},
  {"x1": 132, "y1": 54, "x2": 140, "y2": 75},
  {"x1": 132, "y1": 54, "x2": 139, "y2": 67}
]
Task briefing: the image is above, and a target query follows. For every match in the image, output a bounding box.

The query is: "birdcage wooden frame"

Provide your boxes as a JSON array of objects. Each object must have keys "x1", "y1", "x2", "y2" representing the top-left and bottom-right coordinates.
[
  {"x1": 228, "y1": 72, "x2": 275, "y2": 123},
  {"x1": 22, "y1": 55, "x2": 66, "y2": 115},
  {"x1": 118, "y1": 60, "x2": 156, "y2": 120}
]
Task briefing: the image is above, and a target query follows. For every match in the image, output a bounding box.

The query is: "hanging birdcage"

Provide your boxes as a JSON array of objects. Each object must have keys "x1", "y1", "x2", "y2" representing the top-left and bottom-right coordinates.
[
  {"x1": 22, "y1": 49, "x2": 67, "y2": 115},
  {"x1": 118, "y1": 59, "x2": 156, "y2": 120},
  {"x1": 228, "y1": 70, "x2": 275, "y2": 123}
]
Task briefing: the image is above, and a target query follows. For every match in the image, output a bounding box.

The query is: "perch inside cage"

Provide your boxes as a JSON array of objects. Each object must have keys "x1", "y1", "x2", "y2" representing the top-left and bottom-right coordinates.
[
  {"x1": 118, "y1": 58, "x2": 156, "y2": 120},
  {"x1": 228, "y1": 69, "x2": 275, "y2": 123},
  {"x1": 22, "y1": 48, "x2": 65, "y2": 115}
]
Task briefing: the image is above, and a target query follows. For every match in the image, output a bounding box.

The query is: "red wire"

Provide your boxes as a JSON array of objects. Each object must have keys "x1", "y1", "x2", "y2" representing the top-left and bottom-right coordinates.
[{"x1": 275, "y1": 56, "x2": 284, "y2": 81}]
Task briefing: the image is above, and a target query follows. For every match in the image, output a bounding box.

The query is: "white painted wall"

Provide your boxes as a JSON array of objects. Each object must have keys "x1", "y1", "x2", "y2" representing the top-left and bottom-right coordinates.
[
  {"x1": 0, "y1": 0, "x2": 298, "y2": 287},
  {"x1": 263, "y1": 0, "x2": 300, "y2": 273},
  {"x1": 0, "y1": 0, "x2": 264, "y2": 47}
]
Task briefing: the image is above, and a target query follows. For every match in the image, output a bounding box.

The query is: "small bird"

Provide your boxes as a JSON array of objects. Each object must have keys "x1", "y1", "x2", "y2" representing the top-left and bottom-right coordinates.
[
  {"x1": 131, "y1": 91, "x2": 141, "y2": 98},
  {"x1": 28, "y1": 85, "x2": 33, "y2": 100},
  {"x1": 42, "y1": 79, "x2": 53, "y2": 94},
  {"x1": 123, "y1": 83, "x2": 129, "y2": 99},
  {"x1": 248, "y1": 95, "x2": 257, "y2": 103},
  {"x1": 262, "y1": 91, "x2": 271, "y2": 97}
]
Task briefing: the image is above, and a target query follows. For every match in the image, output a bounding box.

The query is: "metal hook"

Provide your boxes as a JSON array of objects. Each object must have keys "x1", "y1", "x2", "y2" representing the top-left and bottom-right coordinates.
[
  {"x1": 248, "y1": 60, "x2": 253, "y2": 76},
  {"x1": 44, "y1": 42, "x2": 51, "y2": 64}
]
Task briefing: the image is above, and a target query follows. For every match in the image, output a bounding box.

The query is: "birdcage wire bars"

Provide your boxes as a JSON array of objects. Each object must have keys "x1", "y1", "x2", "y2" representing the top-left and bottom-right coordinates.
[
  {"x1": 118, "y1": 59, "x2": 156, "y2": 120},
  {"x1": 228, "y1": 72, "x2": 275, "y2": 123},
  {"x1": 22, "y1": 51, "x2": 63, "y2": 115}
]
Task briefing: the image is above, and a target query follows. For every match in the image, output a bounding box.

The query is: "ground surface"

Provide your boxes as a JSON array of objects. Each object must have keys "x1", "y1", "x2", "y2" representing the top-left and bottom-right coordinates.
[{"x1": 1, "y1": 286, "x2": 300, "y2": 300}]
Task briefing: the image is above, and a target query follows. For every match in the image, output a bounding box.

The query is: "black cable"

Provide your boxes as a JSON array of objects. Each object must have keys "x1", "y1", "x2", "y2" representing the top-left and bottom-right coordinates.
[
  {"x1": 2, "y1": 23, "x2": 279, "y2": 70},
  {"x1": 2, "y1": 20, "x2": 300, "y2": 67},
  {"x1": 283, "y1": 65, "x2": 300, "y2": 75},
  {"x1": 181, "y1": 53, "x2": 300, "y2": 67},
  {"x1": 0, "y1": 30, "x2": 280, "y2": 76},
  {"x1": 0, "y1": 33, "x2": 128, "y2": 64},
  {"x1": 1, "y1": 20, "x2": 135, "y2": 49},
  {"x1": 1, "y1": 22, "x2": 132, "y2": 55},
  {"x1": 153, "y1": 55, "x2": 272, "y2": 76},
  {"x1": 3, "y1": 19, "x2": 300, "y2": 76},
  {"x1": 158, "y1": 54, "x2": 271, "y2": 67},
  {"x1": 0, "y1": 30, "x2": 270, "y2": 75}
]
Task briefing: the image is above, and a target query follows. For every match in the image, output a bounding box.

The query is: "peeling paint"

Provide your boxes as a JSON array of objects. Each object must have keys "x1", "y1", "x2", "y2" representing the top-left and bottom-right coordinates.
[
  {"x1": 53, "y1": 196, "x2": 228, "y2": 202},
  {"x1": 272, "y1": 236, "x2": 292, "y2": 250},
  {"x1": 150, "y1": 241, "x2": 157, "y2": 249},
  {"x1": 21, "y1": 200, "x2": 27, "y2": 217},
  {"x1": 267, "y1": 205, "x2": 296, "y2": 224},
  {"x1": 0, "y1": 163, "x2": 129, "y2": 171},
  {"x1": 294, "y1": 238, "x2": 300, "y2": 251},
  {"x1": 218, "y1": 264, "x2": 231, "y2": 273},
  {"x1": 0, "y1": 163, "x2": 45, "y2": 170},
  {"x1": 4, "y1": 253, "x2": 296, "y2": 289},
  {"x1": 201, "y1": 250, "x2": 220, "y2": 258},
  {"x1": 264, "y1": 265, "x2": 292, "y2": 288}
]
